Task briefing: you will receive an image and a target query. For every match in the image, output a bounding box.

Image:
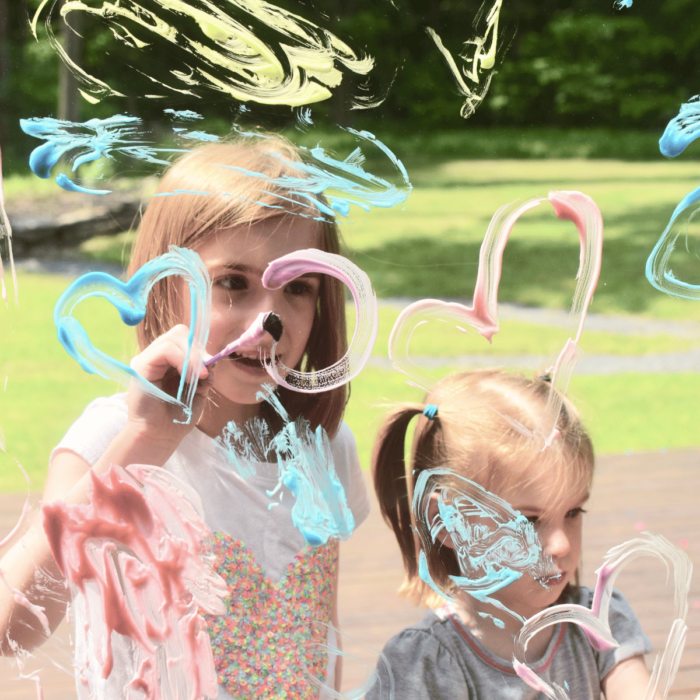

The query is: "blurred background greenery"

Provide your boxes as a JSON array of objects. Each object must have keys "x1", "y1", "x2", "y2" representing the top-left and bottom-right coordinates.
[{"x1": 2, "y1": 0, "x2": 700, "y2": 492}]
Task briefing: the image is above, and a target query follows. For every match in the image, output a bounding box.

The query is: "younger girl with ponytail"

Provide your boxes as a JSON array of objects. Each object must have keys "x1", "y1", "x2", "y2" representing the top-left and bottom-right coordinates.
[{"x1": 368, "y1": 369, "x2": 658, "y2": 700}]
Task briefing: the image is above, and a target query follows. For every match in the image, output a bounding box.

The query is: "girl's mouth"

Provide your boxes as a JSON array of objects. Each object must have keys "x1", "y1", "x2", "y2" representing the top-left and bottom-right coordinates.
[
  {"x1": 226, "y1": 351, "x2": 278, "y2": 376},
  {"x1": 539, "y1": 572, "x2": 566, "y2": 588}
]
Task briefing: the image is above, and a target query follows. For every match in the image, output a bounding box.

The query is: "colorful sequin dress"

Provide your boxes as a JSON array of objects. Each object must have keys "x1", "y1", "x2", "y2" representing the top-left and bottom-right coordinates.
[{"x1": 206, "y1": 535, "x2": 339, "y2": 699}]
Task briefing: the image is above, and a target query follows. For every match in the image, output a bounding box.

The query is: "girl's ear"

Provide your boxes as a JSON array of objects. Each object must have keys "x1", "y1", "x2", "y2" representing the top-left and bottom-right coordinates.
[{"x1": 427, "y1": 493, "x2": 455, "y2": 550}]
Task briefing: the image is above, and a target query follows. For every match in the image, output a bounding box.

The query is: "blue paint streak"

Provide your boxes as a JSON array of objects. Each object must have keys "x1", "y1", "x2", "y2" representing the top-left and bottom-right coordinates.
[
  {"x1": 414, "y1": 468, "x2": 554, "y2": 622},
  {"x1": 54, "y1": 246, "x2": 210, "y2": 424},
  {"x1": 216, "y1": 385, "x2": 355, "y2": 546},
  {"x1": 478, "y1": 612, "x2": 506, "y2": 629},
  {"x1": 646, "y1": 96, "x2": 700, "y2": 298},
  {"x1": 179, "y1": 130, "x2": 220, "y2": 142},
  {"x1": 20, "y1": 115, "x2": 188, "y2": 194},
  {"x1": 659, "y1": 97, "x2": 700, "y2": 158},
  {"x1": 55, "y1": 172, "x2": 111, "y2": 195},
  {"x1": 614, "y1": 0, "x2": 632, "y2": 8},
  {"x1": 163, "y1": 109, "x2": 204, "y2": 121},
  {"x1": 220, "y1": 127, "x2": 412, "y2": 219}
]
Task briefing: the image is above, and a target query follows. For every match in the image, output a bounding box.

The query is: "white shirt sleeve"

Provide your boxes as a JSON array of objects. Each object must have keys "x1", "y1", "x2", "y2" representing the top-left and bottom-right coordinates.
[
  {"x1": 331, "y1": 422, "x2": 371, "y2": 529},
  {"x1": 50, "y1": 394, "x2": 128, "y2": 467}
]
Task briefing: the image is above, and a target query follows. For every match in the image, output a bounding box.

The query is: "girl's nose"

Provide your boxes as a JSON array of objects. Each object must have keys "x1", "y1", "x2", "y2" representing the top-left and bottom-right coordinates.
[{"x1": 543, "y1": 526, "x2": 571, "y2": 560}]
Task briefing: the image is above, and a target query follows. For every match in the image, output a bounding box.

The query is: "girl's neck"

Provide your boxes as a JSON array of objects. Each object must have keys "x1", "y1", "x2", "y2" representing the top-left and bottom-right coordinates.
[
  {"x1": 451, "y1": 596, "x2": 556, "y2": 664},
  {"x1": 196, "y1": 393, "x2": 261, "y2": 438}
]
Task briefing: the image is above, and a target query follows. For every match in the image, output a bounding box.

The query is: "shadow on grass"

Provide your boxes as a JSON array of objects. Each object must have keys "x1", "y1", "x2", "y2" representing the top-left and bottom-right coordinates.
[{"x1": 351, "y1": 203, "x2": 700, "y2": 314}]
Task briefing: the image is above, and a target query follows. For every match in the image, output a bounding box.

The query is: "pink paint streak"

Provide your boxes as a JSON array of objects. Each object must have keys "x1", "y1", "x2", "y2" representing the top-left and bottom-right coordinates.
[{"x1": 42, "y1": 464, "x2": 227, "y2": 700}]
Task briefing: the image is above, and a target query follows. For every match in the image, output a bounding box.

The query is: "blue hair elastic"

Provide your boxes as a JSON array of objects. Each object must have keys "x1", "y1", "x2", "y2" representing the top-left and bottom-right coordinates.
[{"x1": 423, "y1": 404, "x2": 438, "y2": 420}]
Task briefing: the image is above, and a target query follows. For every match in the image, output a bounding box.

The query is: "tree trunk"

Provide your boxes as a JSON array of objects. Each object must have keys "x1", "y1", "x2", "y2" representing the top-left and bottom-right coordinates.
[{"x1": 57, "y1": 1, "x2": 83, "y2": 122}]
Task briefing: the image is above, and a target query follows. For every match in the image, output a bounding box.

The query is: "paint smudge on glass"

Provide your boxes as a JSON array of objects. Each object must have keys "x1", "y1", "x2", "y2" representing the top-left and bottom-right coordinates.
[
  {"x1": 389, "y1": 190, "x2": 603, "y2": 448},
  {"x1": 42, "y1": 463, "x2": 228, "y2": 700},
  {"x1": 0, "y1": 146, "x2": 18, "y2": 307},
  {"x1": 647, "y1": 96, "x2": 700, "y2": 299},
  {"x1": 54, "y1": 246, "x2": 210, "y2": 425},
  {"x1": 263, "y1": 249, "x2": 378, "y2": 392},
  {"x1": 32, "y1": 0, "x2": 374, "y2": 107},
  {"x1": 513, "y1": 533, "x2": 691, "y2": 700},
  {"x1": 413, "y1": 467, "x2": 556, "y2": 623},
  {"x1": 303, "y1": 621, "x2": 396, "y2": 699},
  {"x1": 217, "y1": 385, "x2": 355, "y2": 547},
  {"x1": 19, "y1": 115, "x2": 193, "y2": 194},
  {"x1": 614, "y1": 0, "x2": 633, "y2": 8},
  {"x1": 202, "y1": 127, "x2": 412, "y2": 220},
  {"x1": 426, "y1": 0, "x2": 503, "y2": 119}
]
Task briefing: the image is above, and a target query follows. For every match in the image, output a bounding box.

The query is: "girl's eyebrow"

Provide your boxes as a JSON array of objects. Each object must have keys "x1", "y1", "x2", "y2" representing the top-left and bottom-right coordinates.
[{"x1": 220, "y1": 262, "x2": 265, "y2": 276}]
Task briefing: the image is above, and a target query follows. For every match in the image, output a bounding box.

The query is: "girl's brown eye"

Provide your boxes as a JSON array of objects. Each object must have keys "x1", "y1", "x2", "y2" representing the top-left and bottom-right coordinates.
[
  {"x1": 565, "y1": 508, "x2": 587, "y2": 519},
  {"x1": 526, "y1": 515, "x2": 539, "y2": 525},
  {"x1": 219, "y1": 275, "x2": 247, "y2": 291},
  {"x1": 284, "y1": 279, "x2": 316, "y2": 296}
]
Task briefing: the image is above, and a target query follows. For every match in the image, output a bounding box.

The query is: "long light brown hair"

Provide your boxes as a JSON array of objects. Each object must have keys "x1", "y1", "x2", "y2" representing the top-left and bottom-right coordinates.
[
  {"x1": 128, "y1": 136, "x2": 349, "y2": 436},
  {"x1": 371, "y1": 369, "x2": 595, "y2": 607}
]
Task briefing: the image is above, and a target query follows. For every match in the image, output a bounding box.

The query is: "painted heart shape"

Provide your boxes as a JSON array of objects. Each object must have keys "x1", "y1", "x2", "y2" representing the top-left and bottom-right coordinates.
[
  {"x1": 388, "y1": 190, "x2": 603, "y2": 447},
  {"x1": 412, "y1": 467, "x2": 556, "y2": 624},
  {"x1": 513, "y1": 532, "x2": 691, "y2": 700},
  {"x1": 262, "y1": 248, "x2": 378, "y2": 392},
  {"x1": 54, "y1": 245, "x2": 211, "y2": 424}
]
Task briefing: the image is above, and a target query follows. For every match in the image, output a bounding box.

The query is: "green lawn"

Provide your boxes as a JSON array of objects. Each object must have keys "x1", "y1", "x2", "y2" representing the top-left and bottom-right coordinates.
[{"x1": 2, "y1": 158, "x2": 700, "y2": 492}]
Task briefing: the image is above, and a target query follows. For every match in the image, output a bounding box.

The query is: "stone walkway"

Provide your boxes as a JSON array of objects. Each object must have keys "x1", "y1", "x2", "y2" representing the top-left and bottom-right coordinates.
[{"x1": 1, "y1": 448, "x2": 699, "y2": 699}]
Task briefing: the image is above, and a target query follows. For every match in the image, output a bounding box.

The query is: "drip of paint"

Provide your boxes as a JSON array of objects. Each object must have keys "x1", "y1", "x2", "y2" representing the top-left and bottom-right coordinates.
[
  {"x1": 426, "y1": 0, "x2": 502, "y2": 119},
  {"x1": 210, "y1": 127, "x2": 412, "y2": 220},
  {"x1": 54, "y1": 246, "x2": 210, "y2": 425},
  {"x1": 412, "y1": 467, "x2": 556, "y2": 623},
  {"x1": 262, "y1": 249, "x2": 378, "y2": 392},
  {"x1": 42, "y1": 464, "x2": 228, "y2": 700},
  {"x1": 0, "y1": 146, "x2": 18, "y2": 307},
  {"x1": 647, "y1": 97, "x2": 700, "y2": 299},
  {"x1": 216, "y1": 385, "x2": 355, "y2": 546},
  {"x1": 34, "y1": 0, "x2": 374, "y2": 107},
  {"x1": 513, "y1": 532, "x2": 691, "y2": 699},
  {"x1": 614, "y1": 0, "x2": 633, "y2": 8},
  {"x1": 388, "y1": 190, "x2": 603, "y2": 448}
]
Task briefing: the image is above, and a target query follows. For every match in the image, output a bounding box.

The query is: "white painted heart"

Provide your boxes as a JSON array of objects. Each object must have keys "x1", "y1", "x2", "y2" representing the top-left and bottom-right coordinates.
[
  {"x1": 513, "y1": 532, "x2": 691, "y2": 700},
  {"x1": 388, "y1": 190, "x2": 603, "y2": 447}
]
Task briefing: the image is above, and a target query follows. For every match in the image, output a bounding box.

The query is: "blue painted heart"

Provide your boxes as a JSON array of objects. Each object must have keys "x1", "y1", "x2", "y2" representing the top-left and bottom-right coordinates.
[{"x1": 54, "y1": 245, "x2": 211, "y2": 424}]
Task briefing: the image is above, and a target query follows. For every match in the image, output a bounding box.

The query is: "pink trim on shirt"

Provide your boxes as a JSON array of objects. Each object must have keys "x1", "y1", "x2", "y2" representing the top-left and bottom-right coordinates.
[{"x1": 444, "y1": 606, "x2": 567, "y2": 676}]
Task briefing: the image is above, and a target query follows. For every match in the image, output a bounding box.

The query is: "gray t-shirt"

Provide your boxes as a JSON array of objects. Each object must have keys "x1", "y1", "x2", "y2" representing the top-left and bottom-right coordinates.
[{"x1": 367, "y1": 587, "x2": 652, "y2": 700}]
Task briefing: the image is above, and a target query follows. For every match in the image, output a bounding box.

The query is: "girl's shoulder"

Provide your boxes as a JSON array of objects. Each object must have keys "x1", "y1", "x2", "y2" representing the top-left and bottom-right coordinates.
[
  {"x1": 52, "y1": 393, "x2": 128, "y2": 467},
  {"x1": 567, "y1": 585, "x2": 653, "y2": 681}
]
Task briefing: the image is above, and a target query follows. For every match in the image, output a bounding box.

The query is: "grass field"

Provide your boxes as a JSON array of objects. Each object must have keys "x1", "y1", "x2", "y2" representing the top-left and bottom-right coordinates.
[{"x1": 2, "y1": 159, "x2": 700, "y2": 492}]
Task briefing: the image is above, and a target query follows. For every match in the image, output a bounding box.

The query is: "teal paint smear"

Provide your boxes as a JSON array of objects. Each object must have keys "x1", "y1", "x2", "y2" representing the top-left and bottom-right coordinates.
[
  {"x1": 20, "y1": 114, "x2": 217, "y2": 194},
  {"x1": 179, "y1": 131, "x2": 220, "y2": 142},
  {"x1": 478, "y1": 612, "x2": 506, "y2": 629},
  {"x1": 647, "y1": 96, "x2": 700, "y2": 298},
  {"x1": 55, "y1": 172, "x2": 111, "y2": 195},
  {"x1": 163, "y1": 109, "x2": 204, "y2": 121},
  {"x1": 54, "y1": 246, "x2": 210, "y2": 425},
  {"x1": 614, "y1": 0, "x2": 632, "y2": 8},
  {"x1": 214, "y1": 127, "x2": 412, "y2": 220},
  {"x1": 216, "y1": 385, "x2": 355, "y2": 546},
  {"x1": 413, "y1": 468, "x2": 556, "y2": 624}
]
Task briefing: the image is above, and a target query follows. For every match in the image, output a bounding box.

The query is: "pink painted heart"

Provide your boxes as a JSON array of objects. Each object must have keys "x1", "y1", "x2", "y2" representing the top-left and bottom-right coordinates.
[
  {"x1": 513, "y1": 532, "x2": 691, "y2": 700},
  {"x1": 388, "y1": 190, "x2": 603, "y2": 446},
  {"x1": 262, "y1": 248, "x2": 378, "y2": 392},
  {"x1": 203, "y1": 533, "x2": 338, "y2": 698}
]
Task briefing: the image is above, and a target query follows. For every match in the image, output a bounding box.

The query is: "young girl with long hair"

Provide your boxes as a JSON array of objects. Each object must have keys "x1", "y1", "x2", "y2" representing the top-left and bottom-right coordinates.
[
  {"x1": 369, "y1": 369, "x2": 658, "y2": 700},
  {"x1": 0, "y1": 137, "x2": 370, "y2": 699}
]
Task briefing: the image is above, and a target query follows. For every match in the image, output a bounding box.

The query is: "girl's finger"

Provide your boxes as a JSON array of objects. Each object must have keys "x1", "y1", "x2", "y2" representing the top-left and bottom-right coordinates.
[{"x1": 131, "y1": 339, "x2": 209, "y2": 383}]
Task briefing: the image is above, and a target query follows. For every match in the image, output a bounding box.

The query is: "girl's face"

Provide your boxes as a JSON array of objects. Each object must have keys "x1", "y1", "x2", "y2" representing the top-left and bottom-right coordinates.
[
  {"x1": 489, "y1": 480, "x2": 589, "y2": 620},
  {"x1": 187, "y1": 215, "x2": 321, "y2": 428}
]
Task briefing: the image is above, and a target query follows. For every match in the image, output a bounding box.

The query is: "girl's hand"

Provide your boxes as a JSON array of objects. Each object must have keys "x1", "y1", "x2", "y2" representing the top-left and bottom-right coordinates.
[{"x1": 126, "y1": 324, "x2": 212, "y2": 451}]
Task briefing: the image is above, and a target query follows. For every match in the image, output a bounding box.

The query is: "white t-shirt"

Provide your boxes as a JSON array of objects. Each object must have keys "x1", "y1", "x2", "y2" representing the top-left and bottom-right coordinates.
[{"x1": 53, "y1": 394, "x2": 371, "y2": 700}]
